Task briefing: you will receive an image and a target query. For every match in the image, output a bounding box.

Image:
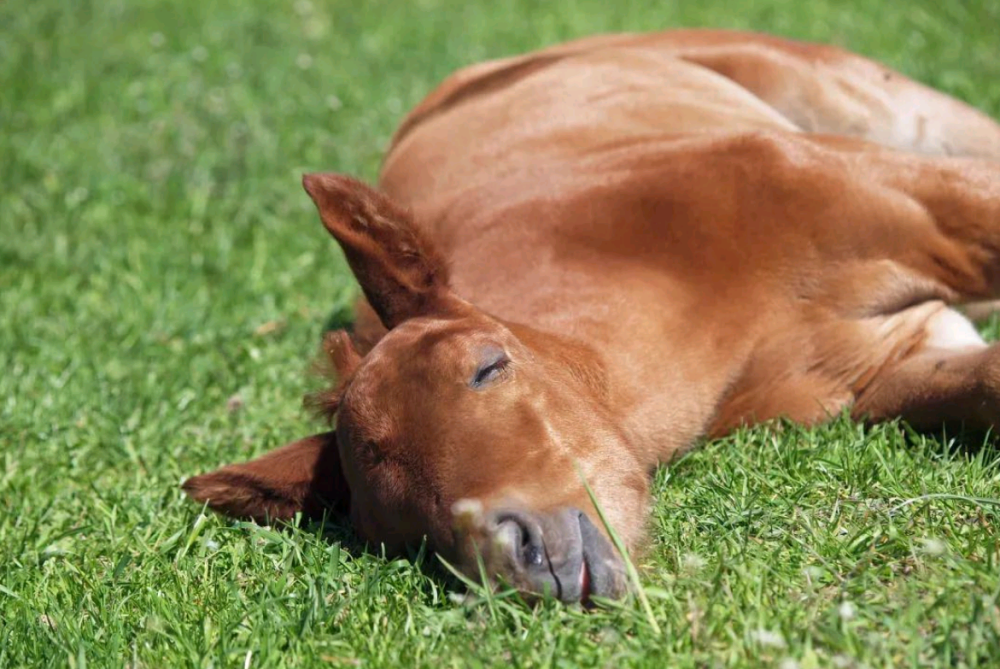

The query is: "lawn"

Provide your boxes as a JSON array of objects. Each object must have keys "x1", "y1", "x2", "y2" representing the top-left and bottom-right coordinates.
[{"x1": 3, "y1": 0, "x2": 1000, "y2": 666}]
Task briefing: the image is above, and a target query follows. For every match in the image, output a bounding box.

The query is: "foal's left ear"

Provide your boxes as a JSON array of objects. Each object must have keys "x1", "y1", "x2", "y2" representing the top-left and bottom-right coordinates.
[
  {"x1": 182, "y1": 432, "x2": 348, "y2": 523},
  {"x1": 302, "y1": 173, "x2": 465, "y2": 330}
]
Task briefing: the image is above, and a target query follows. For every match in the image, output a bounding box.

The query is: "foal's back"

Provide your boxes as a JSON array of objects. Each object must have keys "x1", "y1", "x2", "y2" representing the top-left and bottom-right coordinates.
[{"x1": 374, "y1": 29, "x2": 1000, "y2": 447}]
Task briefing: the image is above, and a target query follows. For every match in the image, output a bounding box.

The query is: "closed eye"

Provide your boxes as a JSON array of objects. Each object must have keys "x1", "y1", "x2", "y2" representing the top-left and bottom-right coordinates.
[{"x1": 470, "y1": 353, "x2": 510, "y2": 389}]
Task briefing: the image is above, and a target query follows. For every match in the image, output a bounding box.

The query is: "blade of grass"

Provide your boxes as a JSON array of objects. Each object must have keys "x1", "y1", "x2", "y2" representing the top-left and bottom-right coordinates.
[{"x1": 575, "y1": 463, "x2": 662, "y2": 635}]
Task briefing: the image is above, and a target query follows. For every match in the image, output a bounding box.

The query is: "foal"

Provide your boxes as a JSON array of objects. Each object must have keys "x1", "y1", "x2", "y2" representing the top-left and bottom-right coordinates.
[{"x1": 185, "y1": 30, "x2": 1000, "y2": 602}]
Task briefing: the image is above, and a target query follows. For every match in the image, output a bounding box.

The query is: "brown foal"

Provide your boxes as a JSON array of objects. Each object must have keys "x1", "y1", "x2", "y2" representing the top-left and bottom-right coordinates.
[{"x1": 184, "y1": 30, "x2": 1000, "y2": 602}]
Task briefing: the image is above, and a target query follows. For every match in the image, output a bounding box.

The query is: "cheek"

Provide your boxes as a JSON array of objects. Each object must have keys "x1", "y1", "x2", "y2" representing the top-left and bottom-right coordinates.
[
  {"x1": 347, "y1": 456, "x2": 455, "y2": 554},
  {"x1": 445, "y1": 444, "x2": 565, "y2": 515},
  {"x1": 348, "y1": 494, "x2": 382, "y2": 546},
  {"x1": 537, "y1": 448, "x2": 650, "y2": 552},
  {"x1": 580, "y1": 469, "x2": 650, "y2": 551}
]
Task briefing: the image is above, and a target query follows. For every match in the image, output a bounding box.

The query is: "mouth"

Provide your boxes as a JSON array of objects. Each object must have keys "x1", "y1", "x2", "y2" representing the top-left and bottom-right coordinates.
[
  {"x1": 455, "y1": 502, "x2": 627, "y2": 604},
  {"x1": 573, "y1": 509, "x2": 626, "y2": 604}
]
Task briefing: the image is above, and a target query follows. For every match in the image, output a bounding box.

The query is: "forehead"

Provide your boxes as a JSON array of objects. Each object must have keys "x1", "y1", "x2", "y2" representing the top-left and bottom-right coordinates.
[
  {"x1": 373, "y1": 316, "x2": 506, "y2": 372},
  {"x1": 340, "y1": 316, "x2": 510, "y2": 426},
  {"x1": 386, "y1": 316, "x2": 495, "y2": 356}
]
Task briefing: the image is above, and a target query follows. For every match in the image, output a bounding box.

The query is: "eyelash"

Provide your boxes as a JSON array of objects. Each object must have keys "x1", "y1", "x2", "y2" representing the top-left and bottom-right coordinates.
[{"x1": 472, "y1": 357, "x2": 509, "y2": 387}]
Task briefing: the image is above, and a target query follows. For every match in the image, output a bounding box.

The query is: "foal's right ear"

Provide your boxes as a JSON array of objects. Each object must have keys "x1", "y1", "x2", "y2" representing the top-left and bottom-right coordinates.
[
  {"x1": 303, "y1": 173, "x2": 465, "y2": 330},
  {"x1": 182, "y1": 432, "x2": 348, "y2": 523}
]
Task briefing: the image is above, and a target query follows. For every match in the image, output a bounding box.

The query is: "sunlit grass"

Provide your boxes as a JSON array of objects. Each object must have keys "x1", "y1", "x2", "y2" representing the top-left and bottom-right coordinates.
[{"x1": 3, "y1": 0, "x2": 1000, "y2": 666}]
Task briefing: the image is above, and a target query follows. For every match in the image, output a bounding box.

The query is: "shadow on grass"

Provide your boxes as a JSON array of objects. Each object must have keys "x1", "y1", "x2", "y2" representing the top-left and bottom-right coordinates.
[
  {"x1": 901, "y1": 420, "x2": 1000, "y2": 457},
  {"x1": 300, "y1": 513, "x2": 474, "y2": 597},
  {"x1": 322, "y1": 302, "x2": 357, "y2": 336}
]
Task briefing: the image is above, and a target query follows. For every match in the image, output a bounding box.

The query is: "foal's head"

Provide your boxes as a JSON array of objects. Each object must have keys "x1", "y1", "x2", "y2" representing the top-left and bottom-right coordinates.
[{"x1": 184, "y1": 175, "x2": 644, "y2": 602}]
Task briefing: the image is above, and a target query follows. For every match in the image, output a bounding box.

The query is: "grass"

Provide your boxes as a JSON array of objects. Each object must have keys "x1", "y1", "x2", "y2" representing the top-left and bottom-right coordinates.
[{"x1": 3, "y1": 0, "x2": 1000, "y2": 666}]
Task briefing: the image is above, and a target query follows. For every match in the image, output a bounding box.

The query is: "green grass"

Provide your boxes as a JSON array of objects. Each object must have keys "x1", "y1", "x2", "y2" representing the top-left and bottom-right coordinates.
[{"x1": 3, "y1": 0, "x2": 1000, "y2": 666}]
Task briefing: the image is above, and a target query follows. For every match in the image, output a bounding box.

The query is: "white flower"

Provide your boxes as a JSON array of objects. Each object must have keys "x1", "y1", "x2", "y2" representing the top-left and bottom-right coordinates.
[
  {"x1": 65, "y1": 187, "x2": 89, "y2": 208},
  {"x1": 681, "y1": 552, "x2": 706, "y2": 572},
  {"x1": 751, "y1": 628, "x2": 786, "y2": 648},
  {"x1": 919, "y1": 537, "x2": 946, "y2": 556},
  {"x1": 451, "y1": 498, "x2": 484, "y2": 522}
]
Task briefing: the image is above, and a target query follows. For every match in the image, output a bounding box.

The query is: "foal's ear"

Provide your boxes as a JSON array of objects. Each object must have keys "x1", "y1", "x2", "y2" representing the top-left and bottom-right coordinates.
[
  {"x1": 303, "y1": 173, "x2": 464, "y2": 329},
  {"x1": 182, "y1": 432, "x2": 348, "y2": 523}
]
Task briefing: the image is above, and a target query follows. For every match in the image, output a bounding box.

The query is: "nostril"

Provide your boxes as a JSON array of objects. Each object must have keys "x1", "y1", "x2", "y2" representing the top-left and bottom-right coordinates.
[
  {"x1": 523, "y1": 542, "x2": 545, "y2": 567},
  {"x1": 494, "y1": 519, "x2": 523, "y2": 551},
  {"x1": 492, "y1": 513, "x2": 547, "y2": 569}
]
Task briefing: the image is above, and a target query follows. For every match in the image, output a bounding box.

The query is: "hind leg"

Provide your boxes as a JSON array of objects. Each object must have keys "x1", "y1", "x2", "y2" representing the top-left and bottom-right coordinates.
[
  {"x1": 771, "y1": 132, "x2": 1000, "y2": 303},
  {"x1": 665, "y1": 30, "x2": 1000, "y2": 159},
  {"x1": 853, "y1": 346, "x2": 1000, "y2": 430},
  {"x1": 852, "y1": 309, "x2": 1000, "y2": 429},
  {"x1": 671, "y1": 32, "x2": 1000, "y2": 318}
]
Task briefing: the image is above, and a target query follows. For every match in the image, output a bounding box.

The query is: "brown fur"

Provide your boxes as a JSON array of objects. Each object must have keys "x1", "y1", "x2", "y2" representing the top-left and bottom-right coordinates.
[
  {"x1": 305, "y1": 329, "x2": 363, "y2": 423},
  {"x1": 185, "y1": 30, "x2": 1000, "y2": 590}
]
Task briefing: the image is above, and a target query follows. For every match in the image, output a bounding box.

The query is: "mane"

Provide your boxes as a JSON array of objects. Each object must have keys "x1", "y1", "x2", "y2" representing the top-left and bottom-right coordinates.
[{"x1": 304, "y1": 329, "x2": 362, "y2": 424}]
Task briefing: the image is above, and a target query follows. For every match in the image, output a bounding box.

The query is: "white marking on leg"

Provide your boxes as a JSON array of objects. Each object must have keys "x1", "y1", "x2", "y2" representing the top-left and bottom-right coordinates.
[{"x1": 925, "y1": 308, "x2": 986, "y2": 351}]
